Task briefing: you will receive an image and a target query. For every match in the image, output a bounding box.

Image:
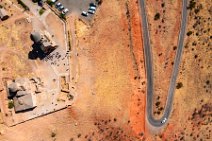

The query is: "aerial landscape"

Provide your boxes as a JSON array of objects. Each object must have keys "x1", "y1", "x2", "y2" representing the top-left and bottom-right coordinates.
[{"x1": 0, "y1": 0, "x2": 211, "y2": 141}]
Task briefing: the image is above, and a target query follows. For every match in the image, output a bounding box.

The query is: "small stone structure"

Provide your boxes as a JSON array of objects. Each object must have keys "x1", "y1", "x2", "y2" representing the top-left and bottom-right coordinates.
[
  {"x1": 1, "y1": 75, "x2": 74, "y2": 126},
  {"x1": 7, "y1": 77, "x2": 43, "y2": 113},
  {"x1": 31, "y1": 31, "x2": 58, "y2": 54},
  {"x1": 0, "y1": 8, "x2": 9, "y2": 21}
]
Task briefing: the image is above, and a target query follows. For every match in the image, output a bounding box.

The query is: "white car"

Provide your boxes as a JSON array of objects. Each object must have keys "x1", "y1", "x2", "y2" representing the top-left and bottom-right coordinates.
[
  {"x1": 88, "y1": 9, "x2": 95, "y2": 14},
  {"x1": 89, "y1": 6, "x2": 96, "y2": 11},
  {"x1": 51, "y1": 0, "x2": 57, "y2": 3},
  {"x1": 62, "y1": 8, "x2": 69, "y2": 14},
  {"x1": 81, "y1": 11, "x2": 88, "y2": 17},
  {"x1": 59, "y1": 5, "x2": 64, "y2": 11},
  {"x1": 56, "y1": 2, "x2": 61, "y2": 7},
  {"x1": 161, "y1": 117, "x2": 167, "y2": 124}
]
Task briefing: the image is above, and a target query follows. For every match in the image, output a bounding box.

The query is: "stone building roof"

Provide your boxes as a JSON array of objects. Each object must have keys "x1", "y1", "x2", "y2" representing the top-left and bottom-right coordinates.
[
  {"x1": 31, "y1": 32, "x2": 42, "y2": 43},
  {"x1": 16, "y1": 90, "x2": 28, "y2": 97},
  {"x1": 13, "y1": 93, "x2": 37, "y2": 112},
  {"x1": 8, "y1": 82, "x2": 19, "y2": 93},
  {"x1": 7, "y1": 78, "x2": 38, "y2": 112}
]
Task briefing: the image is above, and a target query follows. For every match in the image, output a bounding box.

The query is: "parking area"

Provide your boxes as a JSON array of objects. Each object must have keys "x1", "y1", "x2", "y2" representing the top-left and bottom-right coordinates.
[{"x1": 56, "y1": 0, "x2": 96, "y2": 19}]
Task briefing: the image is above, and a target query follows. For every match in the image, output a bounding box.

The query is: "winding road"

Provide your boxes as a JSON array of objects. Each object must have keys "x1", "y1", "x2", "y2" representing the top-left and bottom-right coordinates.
[{"x1": 139, "y1": 0, "x2": 188, "y2": 127}]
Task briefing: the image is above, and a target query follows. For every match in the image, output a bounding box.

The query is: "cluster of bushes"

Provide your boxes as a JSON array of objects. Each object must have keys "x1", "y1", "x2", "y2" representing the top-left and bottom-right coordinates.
[
  {"x1": 59, "y1": 13, "x2": 66, "y2": 20},
  {"x1": 187, "y1": 0, "x2": 196, "y2": 10},
  {"x1": 17, "y1": 0, "x2": 29, "y2": 11}
]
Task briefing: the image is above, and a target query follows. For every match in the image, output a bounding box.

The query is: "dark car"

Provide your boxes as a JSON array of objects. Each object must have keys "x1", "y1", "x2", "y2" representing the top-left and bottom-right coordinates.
[
  {"x1": 89, "y1": 3, "x2": 97, "y2": 7},
  {"x1": 38, "y1": 0, "x2": 43, "y2": 7}
]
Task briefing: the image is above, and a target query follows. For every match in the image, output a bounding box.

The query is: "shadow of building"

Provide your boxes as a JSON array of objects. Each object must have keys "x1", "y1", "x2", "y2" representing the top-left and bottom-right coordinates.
[{"x1": 29, "y1": 31, "x2": 58, "y2": 60}]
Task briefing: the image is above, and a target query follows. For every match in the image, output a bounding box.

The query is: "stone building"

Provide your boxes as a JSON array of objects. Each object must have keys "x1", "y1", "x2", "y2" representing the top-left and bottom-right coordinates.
[
  {"x1": 7, "y1": 78, "x2": 37, "y2": 113},
  {"x1": 31, "y1": 31, "x2": 58, "y2": 54}
]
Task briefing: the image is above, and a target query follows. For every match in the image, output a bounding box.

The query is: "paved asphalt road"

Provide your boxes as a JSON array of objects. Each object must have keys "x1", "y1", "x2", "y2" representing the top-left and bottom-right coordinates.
[{"x1": 139, "y1": 0, "x2": 188, "y2": 127}]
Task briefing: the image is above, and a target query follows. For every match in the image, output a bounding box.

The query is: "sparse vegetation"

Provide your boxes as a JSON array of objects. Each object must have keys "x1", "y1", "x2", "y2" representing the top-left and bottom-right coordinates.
[
  {"x1": 206, "y1": 80, "x2": 210, "y2": 85},
  {"x1": 51, "y1": 131, "x2": 56, "y2": 138},
  {"x1": 194, "y1": 8, "x2": 200, "y2": 14},
  {"x1": 77, "y1": 133, "x2": 81, "y2": 138},
  {"x1": 161, "y1": 2, "x2": 165, "y2": 8},
  {"x1": 187, "y1": 0, "x2": 196, "y2": 10},
  {"x1": 59, "y1": 13, "x2": 66, "y2": 20},
  {"x1": 67, "y1": 31, "x2": 71, "y2": 50},
  {"x1": 92, "y1": 118, "x2": 140, "y2": 140},
  {"x1": 8, "y1": 100, "x2": 14, "y2": 109},
  {"x1": 39, "y1": 8, "x2": 45, "y2": 15},
  {"x1": 187, "y1": 31, "x2": 193, "y2": 36},
  {"x1": 154, "y1": 12, "x2": 160, "y2": 20},
  {"x1": 176, "y1": 82, "x2": 183, "y2": 89},
  {"x1": 67, "y1": 94, "x2": 74, "y2": 100}
]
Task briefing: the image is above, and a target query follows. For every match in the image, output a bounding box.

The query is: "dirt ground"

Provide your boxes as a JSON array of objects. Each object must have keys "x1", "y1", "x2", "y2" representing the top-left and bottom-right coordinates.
[
  {"x1": 45, "y1": 13, "x2": 66, "y2": 50},
  {"x1": 149, "y1": 0, "x2": 212, "y2": 140},
  {"x1": 145, "y1": 0, "x2": 183, "y2": 118},
  {"x1": 0, "y1": 0, "x2": 34, "y2": 127},
  {"x1": 0, "y1": 0, "x2": 211, "y2": 141},
  {"x1": 0, "y1": 1, "x2": 35, "y2": 80},
  {"x1": 0, "y1": 0, "x2": 146, "y2": 141}
]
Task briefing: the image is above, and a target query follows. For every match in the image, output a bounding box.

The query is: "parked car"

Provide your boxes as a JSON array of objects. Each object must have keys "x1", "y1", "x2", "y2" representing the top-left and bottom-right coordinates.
[
  {"x1": 59, "y1": 5, "x2": 64, "y2": 11},
  {"x1": 56, "y1": 2, "x2": 61, "y2": 7},
  {"x1": 62, "y1": 8, "x2": 69, "y2": 14},
  {"x1": 89, "y1": 6, "x2": 96, "y2": 11},
  {"x1": 81, "y1": 11, "x2": 88, "y2": 17},
  {"x1": 38, "y1": 0, "x2": 43, "y2": 6},
  {"x1": 51, "y1": 0, "x2": 57, "y2": 3},
  {"x1": 88, "y1": 9, "x2": 95, "y2": 14},
  {"x1": 90, "y1": 2, "x2": 97, "y2": 7}
]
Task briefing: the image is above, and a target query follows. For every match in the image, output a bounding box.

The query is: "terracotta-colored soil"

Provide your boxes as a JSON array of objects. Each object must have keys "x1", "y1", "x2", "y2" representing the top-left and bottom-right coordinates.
[
  {"x1": 0, "y1": 0, "x2": 146, "y2": 140},
  {"x1": 1, "y1": 0, "x2": 210, "y2": 140},
  {"x1": 145, "y1": 0, "x2": 182, "y2": 118}
]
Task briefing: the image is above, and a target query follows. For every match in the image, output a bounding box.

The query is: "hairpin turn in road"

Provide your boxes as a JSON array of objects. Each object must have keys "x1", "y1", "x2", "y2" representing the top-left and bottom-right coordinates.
[{"x1": 139, "y1": 0, "x2": 188, "y2": 127}]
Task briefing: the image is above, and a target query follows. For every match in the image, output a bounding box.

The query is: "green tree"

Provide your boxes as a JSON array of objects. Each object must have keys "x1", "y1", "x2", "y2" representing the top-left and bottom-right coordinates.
[
  {"x1": 8, "y1": 100, "x2": 14, "y2": 109},
  {"x1": 46, "y1": 0, "x2": 54, "y2": 7},
  {"x1": 187, "y1": 31, "x2": 193, "y2": 36},
  {"x1": 176, "y1": 82, "x2": 183, "y2": 89},
  {"x1": 39, "y1": 8, "x2": 45, "y2": 15},
  {"x1": 154, "y1": 13, "x2": 160, "y2": 20}
]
